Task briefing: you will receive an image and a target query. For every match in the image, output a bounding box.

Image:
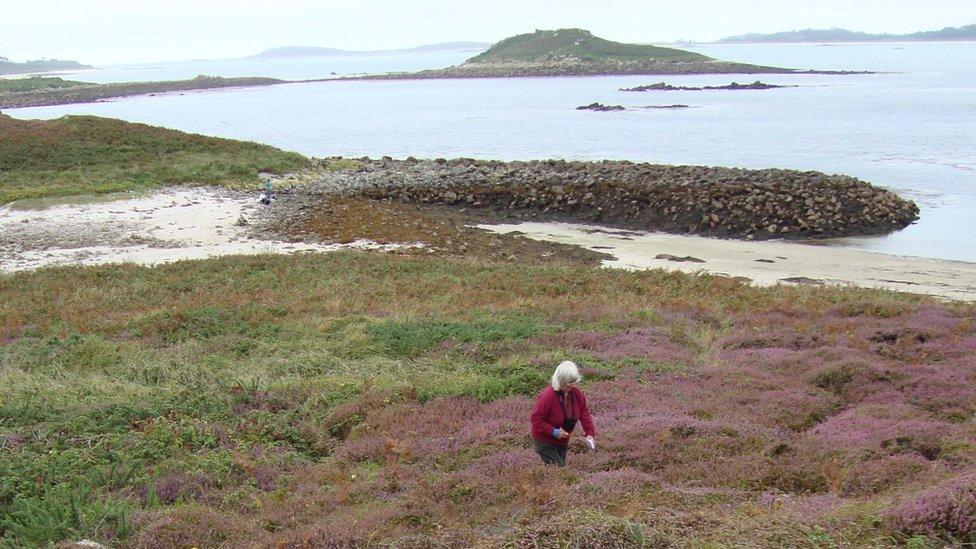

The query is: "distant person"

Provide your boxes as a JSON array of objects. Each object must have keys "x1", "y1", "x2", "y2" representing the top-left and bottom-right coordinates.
[
  {"x1": 260, "y1": 179, "x2": 274, "y2": 205},
  {"x1": 530, "y1": 360, "x2": 596, "y2": 466}
]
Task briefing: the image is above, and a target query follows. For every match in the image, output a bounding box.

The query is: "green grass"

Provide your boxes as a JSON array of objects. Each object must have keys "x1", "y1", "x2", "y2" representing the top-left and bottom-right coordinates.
[
  {"x1": 0, "y1": 114, "x2": 310, "y2": 204},
  {"x1": 467, "y1": 28, "x2": 711, "y2": 64},
  {"x1": 367, "y1": 316, "x2": 540, "y2": 357},
  {"x1": 0, "y1": 77, "x2": 90, "y2": 92}
]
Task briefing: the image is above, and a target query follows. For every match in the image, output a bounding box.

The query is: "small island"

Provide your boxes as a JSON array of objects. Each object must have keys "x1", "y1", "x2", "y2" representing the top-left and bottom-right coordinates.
[
  {"x1": 621, "y1": 81, "x2": 793, "y2": 92},
  {"x1": 361, "y1": 29, "x2": 817, "y2": 79},
  {"x1": 576, "y1": 102, "x2": 625, "y2": 111}
]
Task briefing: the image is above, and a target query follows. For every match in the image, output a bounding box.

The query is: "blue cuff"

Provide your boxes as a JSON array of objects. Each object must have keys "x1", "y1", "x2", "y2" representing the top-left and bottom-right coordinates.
[{"x1": 552, "y1": 428, "x2": 560, "y2": 438}]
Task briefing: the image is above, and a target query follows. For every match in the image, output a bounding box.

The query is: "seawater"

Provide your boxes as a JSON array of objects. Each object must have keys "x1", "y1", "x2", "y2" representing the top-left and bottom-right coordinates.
[{"x1": 8, "y1": 43, "x2": 976, "y2": 262}]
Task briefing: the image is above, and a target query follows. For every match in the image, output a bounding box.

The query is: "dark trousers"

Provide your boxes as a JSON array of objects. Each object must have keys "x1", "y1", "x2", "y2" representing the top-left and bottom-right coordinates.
[{"x1": 534, "y1": 439, "x2": 568, "y2": 467}]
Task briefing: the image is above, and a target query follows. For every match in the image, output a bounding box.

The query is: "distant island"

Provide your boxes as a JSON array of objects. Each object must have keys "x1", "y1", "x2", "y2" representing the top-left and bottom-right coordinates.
[
  {"x1": 247, "y1": 42, "x2": 490, "y2": 59},
  {"x1": 716, "y1": 23, "x2": 976, "y2": 44},
  {"x1": 360, "y1": 28, "x2": 820, "y2": 79},
  {"x1": 620, "y1": 81, "x2": 793, "y2": 92},
  {"x1": 0, "y1": 75, "x2": 287, "y2": 110},
  {"x1": 0, "y1": 56, "x2": 91, "y2": 76}
]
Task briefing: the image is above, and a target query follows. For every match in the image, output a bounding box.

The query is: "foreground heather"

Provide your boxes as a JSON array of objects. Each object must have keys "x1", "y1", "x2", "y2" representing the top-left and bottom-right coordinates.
[{"x1": 1, "y1": 252, "x2": 973, "y2": 547}]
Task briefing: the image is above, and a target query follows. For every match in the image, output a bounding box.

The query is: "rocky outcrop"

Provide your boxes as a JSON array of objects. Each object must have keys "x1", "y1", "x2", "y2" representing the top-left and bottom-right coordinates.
[
  {"x1": 576, "y1": 103, "x2": 625, "y2": 111},
  {"x1": 299, "y1": 157, "x2": 920, "y2": 241},
  {"x1": 621, "y1": 81, "x2": 793, "y2": 92}
]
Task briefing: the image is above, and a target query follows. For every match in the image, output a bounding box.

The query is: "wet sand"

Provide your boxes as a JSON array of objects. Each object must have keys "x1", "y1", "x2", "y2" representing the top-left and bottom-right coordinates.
[{"x1": 478, "y1": 222, "x2": 976, "y2": 301}]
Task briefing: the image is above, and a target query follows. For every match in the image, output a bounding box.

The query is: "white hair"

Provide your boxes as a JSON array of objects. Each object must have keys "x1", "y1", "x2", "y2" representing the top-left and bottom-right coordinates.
[{"x1": 551, "y1": 360, "x2": 581, "y2": 391}]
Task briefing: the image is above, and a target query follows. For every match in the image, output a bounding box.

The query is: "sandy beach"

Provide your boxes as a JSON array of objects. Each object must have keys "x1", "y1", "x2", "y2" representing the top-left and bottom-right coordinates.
[
  {"x1": 0, "y1": 187, "x2": 417, "y2": 273},
  {"x1": 478, "y1": 222, "x2": 976, "y2": 301}
]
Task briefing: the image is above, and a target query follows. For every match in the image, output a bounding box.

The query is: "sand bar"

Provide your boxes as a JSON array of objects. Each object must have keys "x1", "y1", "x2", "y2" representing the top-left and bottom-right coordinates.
[{"x1": 478, "y1": 222, "x2": 976, "y2": 301}]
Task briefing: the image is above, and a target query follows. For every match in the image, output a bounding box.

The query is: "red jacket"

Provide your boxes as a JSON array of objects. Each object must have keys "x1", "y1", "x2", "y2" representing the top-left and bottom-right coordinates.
[{"x1": 530, "y1": 385, "x2": 595, "y2": 447}]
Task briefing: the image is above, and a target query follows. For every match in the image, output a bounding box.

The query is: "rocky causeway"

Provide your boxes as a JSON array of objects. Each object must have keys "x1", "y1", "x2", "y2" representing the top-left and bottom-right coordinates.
[{"x1": 287, "y1": 156, "x2": 919, "y2": 241}]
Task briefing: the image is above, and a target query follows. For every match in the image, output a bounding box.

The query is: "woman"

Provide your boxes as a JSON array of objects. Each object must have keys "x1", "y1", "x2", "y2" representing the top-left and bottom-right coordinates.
[{"x1": 530, "y1": 360, "x2": 596, "y2": 466}]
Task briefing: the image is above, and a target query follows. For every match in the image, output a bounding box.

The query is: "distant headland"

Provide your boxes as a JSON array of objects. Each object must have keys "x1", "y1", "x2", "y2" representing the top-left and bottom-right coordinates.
[
  {"x1": 714, "y1": 23, "x2": 976, "y2": 44},
  {"x1": 245, "y1": 41, "x2": 490, "y2": 59},
  {"x1": 358, "y1": 29, "x2": 862, "y2": 79},
  {"x1": 0, "y1": 56, "x2": 91, "y2": 76}
]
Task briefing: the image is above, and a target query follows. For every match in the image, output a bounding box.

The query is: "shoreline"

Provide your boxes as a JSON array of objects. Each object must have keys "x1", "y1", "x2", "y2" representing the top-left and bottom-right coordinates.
[
  {"x1": 1, "y1": 65, "x2": 869, "y2": 110},
  {"x1": 478, "y1": 221, "x2": 976, "y2": 301},
  {"x1": 1, "y1": 186, "x2": 972, "y2": 301}
]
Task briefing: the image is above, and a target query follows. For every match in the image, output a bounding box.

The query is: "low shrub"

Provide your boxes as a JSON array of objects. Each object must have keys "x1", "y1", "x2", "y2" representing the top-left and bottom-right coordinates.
[
  {"x1": 368, "y1": 316, "x2": 540, "y2": 357},
  {"x1": 505, "y1": 509, "x2": 650, "y2": 548},
  {"x1": 840, "y1": 454, "x2": 931, "y2": 496},
  {"x1": 0, "y1": 482, "x2": 132, "y2": 547},
  {"x1": 473, "y1": 363, "x2": 549, "y2": 402},
  {"x1": 128, "y1": 506, "x2": 262, "y2": 549},
  {"x1": 131, "y1": 304, "x2": 282, "y2": 345},
  {"x1": 886, "y1": 473, "x2": 976, "y2": 541}
]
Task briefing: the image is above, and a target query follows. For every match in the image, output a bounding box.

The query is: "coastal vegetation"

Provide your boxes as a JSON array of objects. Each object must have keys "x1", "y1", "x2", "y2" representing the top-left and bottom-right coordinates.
[
  {"x1": 0, "y1": 76, "x2": 89, "y2": 93},
  {"x1": 0, "y1": 114, "x2": 309, "y2": 204},
  {"x1": 1, "y1": 250, "x2": 974, "y2": 547},
  {"x1": 0, "y1": 56, "x2": 91, "y2": 76},
  {"x1": 0, "y1": 74, "x2": 287, "y2": 110}
]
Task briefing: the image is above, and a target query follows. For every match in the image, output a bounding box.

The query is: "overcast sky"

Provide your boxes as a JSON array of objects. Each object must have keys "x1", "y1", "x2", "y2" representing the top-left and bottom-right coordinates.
[{"x1": 3, "y1": 0, "x2": 975, "y2": 65}]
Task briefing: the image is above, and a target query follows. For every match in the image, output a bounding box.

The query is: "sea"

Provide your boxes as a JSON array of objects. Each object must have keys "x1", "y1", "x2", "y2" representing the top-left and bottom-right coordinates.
[{"x1": 5, "y1": 43, "x2": 975, "y2": 262}]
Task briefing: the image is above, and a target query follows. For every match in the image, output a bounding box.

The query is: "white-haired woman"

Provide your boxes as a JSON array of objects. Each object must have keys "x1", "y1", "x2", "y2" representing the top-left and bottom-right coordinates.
[{"x1": 530, "y1": 360, "x2": 596, "y2": 466}]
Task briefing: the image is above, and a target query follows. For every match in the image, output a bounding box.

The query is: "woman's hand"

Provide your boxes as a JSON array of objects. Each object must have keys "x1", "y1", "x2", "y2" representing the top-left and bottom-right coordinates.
[{"x1": 556, "y1": 429, "x2": 570, "y2": 440}]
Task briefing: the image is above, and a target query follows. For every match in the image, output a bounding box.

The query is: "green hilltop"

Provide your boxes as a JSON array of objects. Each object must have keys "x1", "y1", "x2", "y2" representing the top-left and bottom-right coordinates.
[{"x1": 466, "y1": 28, "x2": 710, "y2": 64}]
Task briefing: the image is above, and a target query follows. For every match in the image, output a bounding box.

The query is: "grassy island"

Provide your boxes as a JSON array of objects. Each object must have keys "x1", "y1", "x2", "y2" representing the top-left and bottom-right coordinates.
[
  {"x1": 467, "y1": 28, "x2": 710, "y2": 63},
  {"x1": 364, "y1": 29, "x2": 806, "y2": 79}
]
